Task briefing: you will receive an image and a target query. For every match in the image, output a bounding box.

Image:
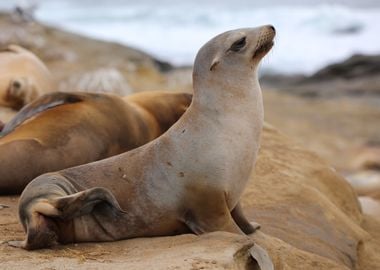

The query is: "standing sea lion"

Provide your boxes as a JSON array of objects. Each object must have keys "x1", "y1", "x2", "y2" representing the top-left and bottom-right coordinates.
[
  {"x1": 12, "y1": 25, "x2": 275, "y2": 250},
  {"x1": 0, "y1": 91, "x2": 191, "y2": 194},
  {"x1": 0, "y1": 45, "x2": 54, "y2": 110}
]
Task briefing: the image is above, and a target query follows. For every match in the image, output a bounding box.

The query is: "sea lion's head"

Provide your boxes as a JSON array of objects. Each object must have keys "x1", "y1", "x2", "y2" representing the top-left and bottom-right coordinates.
[
  {"x1": 193, "y1": 25, "x2": 275, "y2": 89},
  {"x1": 0, "y1": 45, "x2": 54, "y2": 110},
  {"x1": 7, "y1": 78, "x2": 34, "y2": 109}
]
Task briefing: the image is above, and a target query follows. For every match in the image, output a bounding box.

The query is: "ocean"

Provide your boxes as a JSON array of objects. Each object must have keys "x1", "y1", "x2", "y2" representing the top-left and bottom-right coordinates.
[{"x1": 1, "y1": 0, "x2": 380, "y2": 75}]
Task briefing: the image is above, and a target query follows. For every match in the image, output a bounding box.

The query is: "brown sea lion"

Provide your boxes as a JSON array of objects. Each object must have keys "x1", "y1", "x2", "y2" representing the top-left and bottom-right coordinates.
[
  {"x1": 0, "y1": 91, "x2": 191, "y2": 194},
  {"x1": 0, "y1": 45, "x2": 54, "y2": 110},
  {"x1": 11, "y1": 25, "x2": 275, "y2": 250}
]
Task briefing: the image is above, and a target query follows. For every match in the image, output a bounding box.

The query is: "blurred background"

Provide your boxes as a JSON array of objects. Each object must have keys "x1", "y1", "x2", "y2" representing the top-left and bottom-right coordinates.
[
  {"x1": 0, "y1": 0, "x2": 379, "y2": 187},
  {"x1": 1, "y1": 2, "x2": 380, "y2": 267},
  {"x1": 0, "y1": 0, "x2": 379, "y2": 74}
]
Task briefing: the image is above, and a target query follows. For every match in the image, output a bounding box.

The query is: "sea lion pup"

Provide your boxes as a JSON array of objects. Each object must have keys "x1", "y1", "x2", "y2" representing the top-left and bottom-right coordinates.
[
  {"x1": 0, "y1": 91, "x2": 191, "y2": 195},
  {"x1": 12, "y1": 25, "x2": 275, "y2": 250},
  {"x1": 0, "y1": 45, "x2": 54, "y2": 110}
]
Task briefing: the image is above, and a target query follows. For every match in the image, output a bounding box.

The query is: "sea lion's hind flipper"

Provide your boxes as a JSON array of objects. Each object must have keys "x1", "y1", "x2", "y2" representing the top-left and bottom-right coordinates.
[
  {"x1": 2, "y1": 92, "x2": 86, "y2": 135},
  {"x1": 51, "y1": 187, "x2": 126, "y2": 220},
  {"x1": 9, "y1": 201, "x2": 61, "y2": 250},
  {"x1": 231, "y1": 202, "x2": 260, "y2": 234}
]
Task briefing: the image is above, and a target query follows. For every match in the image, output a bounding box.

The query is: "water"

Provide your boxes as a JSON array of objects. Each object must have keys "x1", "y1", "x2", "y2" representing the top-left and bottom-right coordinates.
[{"x1": 1, "y1": 0, "x2": 380, "y2": 74}]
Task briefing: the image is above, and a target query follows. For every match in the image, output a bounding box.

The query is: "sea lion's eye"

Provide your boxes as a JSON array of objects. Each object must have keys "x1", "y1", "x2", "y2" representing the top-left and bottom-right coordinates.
[{"x1": 230, "y1": 37, "x2": 246, "y2": 52}]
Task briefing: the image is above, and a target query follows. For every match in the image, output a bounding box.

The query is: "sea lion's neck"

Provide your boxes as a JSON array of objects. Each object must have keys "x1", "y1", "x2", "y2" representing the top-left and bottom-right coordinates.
[{"x1": 191, "y1": 70, "x2": 262, "y2": 115}]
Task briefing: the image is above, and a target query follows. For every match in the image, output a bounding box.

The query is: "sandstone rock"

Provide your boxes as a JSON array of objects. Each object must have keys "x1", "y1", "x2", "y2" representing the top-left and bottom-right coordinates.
[
  {"x1": 352, "y1": 146, "x2": 380, "y2": 171},
  {"x1": 262, "y1": 89, "x2": 380, "y2": 173},
  {"x1": 346, "y1": 170, "x2": 380, "y2": 219},
  {"x1": 59, "y1": 67, "x2": 133, "y2": 95}
]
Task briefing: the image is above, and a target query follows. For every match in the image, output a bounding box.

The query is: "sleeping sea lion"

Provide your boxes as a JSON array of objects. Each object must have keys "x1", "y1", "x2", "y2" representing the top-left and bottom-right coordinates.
[{"x1": 0, "y1": 90, "x2": 191, "y2": 194}]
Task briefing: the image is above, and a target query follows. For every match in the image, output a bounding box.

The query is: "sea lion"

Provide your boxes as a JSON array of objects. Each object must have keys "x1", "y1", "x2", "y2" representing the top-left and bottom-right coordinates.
[
  {"x1": 12, "y1": 25, "x2": 275, "y2": 250},
  {"x1": 0, "y1": 45, "x2": 54, "y2": 110},
  {"x1": 0, "y1": 91, "x2": 191, "y2": 194}
]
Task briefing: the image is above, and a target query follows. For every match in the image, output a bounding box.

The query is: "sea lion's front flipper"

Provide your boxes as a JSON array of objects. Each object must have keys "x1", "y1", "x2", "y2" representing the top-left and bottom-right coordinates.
[
  {"x1": 231, "y1": 202, "x2": 260, "y2": 234},
  {"x1": 51, "y1": 187, "x2": 125, "y2": 220},
  {"x1": 183, "y1": 192, "x2": 245, "y2": 235},
  {"x1": 249, "y1": 244, "x2": 274, "y2": 270}
]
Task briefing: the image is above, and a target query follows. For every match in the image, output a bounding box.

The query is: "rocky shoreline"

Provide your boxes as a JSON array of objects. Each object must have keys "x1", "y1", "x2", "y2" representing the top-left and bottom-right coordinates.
[{"x1": 262, "y1": 53, "x2": 380, "y2": 98}]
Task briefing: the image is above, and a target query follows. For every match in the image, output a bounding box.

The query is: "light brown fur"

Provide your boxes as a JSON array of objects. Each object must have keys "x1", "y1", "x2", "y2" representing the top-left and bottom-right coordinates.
[
  {"x1": 0, "y1": 91, "x2": 191, "y2": 194},
  {"x1": 0, "y1": 45, "x2": 54, "y2": 110},
  {"x1": 13, "y1": 26, "x2": 275, "y2": 250}
]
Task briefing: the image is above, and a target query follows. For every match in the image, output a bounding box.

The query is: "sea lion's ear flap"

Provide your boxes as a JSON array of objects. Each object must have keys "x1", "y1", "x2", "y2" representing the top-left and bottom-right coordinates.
[
  {"x1": 51, "y1": 187, "x2": 126, "y2": 220},
  {"x1": 209, "y1": 56, "x2": 220, "y2": 71},
  {"x1": 249, "y1": 244, "x2": 274, "y2": 270}
]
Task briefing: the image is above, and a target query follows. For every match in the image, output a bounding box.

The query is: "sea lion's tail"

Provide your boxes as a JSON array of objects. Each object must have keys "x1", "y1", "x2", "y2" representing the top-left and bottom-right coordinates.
[{"x1": 15, "y1": 175, "x2": 125, "y2": 250}]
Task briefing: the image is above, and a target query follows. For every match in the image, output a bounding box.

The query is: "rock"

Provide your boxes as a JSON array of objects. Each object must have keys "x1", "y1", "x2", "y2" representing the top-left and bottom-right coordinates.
[
  {"x1": 333, "y1": 25, "x2": 363, "y2": 35},
  {"x1": 1, "y1": 124, "x2": 379, "y2": 269},
  {"x1": 346, "y1": 170, "x2": 380, "y2": 219},
  {"x1": 358, "y1": 197, "x2": 380, "y2": 220},
  {"x1": 346, "y1": 170, "x2": 380, "y2": 196},
  {"x1": 352, "y1": 146, "x2": 380, "y2": 171},
  {"x1": 309, "y1": 54, "x2": 380, "y2": 81},
  {"x1": 243, "y1": 123, "x2": 371, "y2": 269},
  {"x1": 59, "y1": 67, "x2": 133, "y2": 95},
  {"x1": 261, "y1": 54, "x2": 380, "y2": 97},
  {"x1": 0, "y1": 204, "x2": 9, "y2": 210},
  {"x1": 0, "y1": 12, "x2": 170, "y2": 94}
]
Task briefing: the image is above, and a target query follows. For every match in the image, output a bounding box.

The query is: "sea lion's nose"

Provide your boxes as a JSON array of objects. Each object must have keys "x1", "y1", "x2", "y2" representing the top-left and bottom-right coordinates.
[{"x1": 267, "y1": 25, "x2": 276, "y2": 34}]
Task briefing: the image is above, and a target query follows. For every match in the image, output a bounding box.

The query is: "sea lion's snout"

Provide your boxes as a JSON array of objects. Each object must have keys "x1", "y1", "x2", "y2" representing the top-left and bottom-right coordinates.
[
  {"x1": 252, "y1": 25, "x2": 276, "y2": 60},
  {"x1": 267, "y1": 25, "x2": 276, "y2": 34}
]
